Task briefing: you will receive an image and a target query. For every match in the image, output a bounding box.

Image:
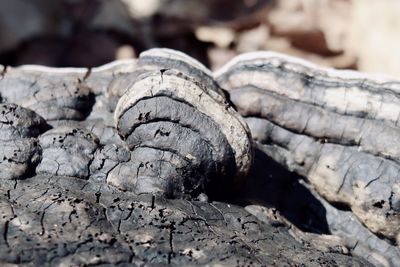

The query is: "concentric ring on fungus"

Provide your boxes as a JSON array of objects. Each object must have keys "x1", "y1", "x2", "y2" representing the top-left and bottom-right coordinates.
[{"x1": 114, "y1": 49, "x2": 252, "y2": 199}]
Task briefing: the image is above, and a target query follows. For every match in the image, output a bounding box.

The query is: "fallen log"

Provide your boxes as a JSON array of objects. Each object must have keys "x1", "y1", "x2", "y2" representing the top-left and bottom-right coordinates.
[{"x1": 0, "y1": 49, "x2": 393, "y2": 266}]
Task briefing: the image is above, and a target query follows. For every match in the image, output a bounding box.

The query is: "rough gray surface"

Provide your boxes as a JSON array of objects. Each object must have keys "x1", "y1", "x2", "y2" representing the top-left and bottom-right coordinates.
[
  {"x1": 241, "y1": 145, "x2": 400, "y2": 267},
  {"x1": 0, "y1": 103, "x2": 46, "y2": 179},
  {"x1": 0, "y1": 68, "x2": 93, "y2": 121},
  {"x1": 300, "y1": 180, "x2": 400, "y2": 267},
  {"x1": 114, "y1": 49, "x2": 253, "y2": 199},
  {"x1": 36, "y1": 126, "x2": 99, "y2": 178},
  {"x1": 0, "y1": 49, "x2": 393, "y2": 266},
  {"x1": 0, "y1": 175, "x2": 371, "y2": 267},
  {"x1": 215, "y1": 51, "x2": 400, "y2": 244},
  {"x1": 0, "y1": 103, "x2": 47, "y2": 140}
]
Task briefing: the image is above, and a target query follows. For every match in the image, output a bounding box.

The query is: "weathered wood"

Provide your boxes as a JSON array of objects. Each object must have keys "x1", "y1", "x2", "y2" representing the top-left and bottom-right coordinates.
[
  {"x1": 215, "y1": 51, "x2": 400, "y2": 244},
  {"x1": 0, "y1": 49, "x2": 391, "y2": 266},
  {"x1": 0, "y1": 175, "x2": 371, "y2": 267}
]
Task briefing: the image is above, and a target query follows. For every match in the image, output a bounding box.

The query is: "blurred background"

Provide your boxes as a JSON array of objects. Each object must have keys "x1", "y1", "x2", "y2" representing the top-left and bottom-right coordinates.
[{"x1": 0, "y1": 0, "x2": 399, "y2": 76}]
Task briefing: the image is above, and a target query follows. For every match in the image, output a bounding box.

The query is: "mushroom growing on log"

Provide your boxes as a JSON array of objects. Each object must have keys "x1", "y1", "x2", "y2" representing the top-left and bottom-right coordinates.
[
  {"x1": 36, "y1": 126, "x2": 99, "y2": 178},
  {"x1": 215, "y1": 51, "x2": 400, "y2": 243},
  {"x1": 0, "y1": 49, "x2": 397, "y2": 266},
  {"x1": 114, "y1": 49, "x2": 253, "y2": 199},
  {"x1": 0, "y1": 103, "x2": 47, "y2": 179}
]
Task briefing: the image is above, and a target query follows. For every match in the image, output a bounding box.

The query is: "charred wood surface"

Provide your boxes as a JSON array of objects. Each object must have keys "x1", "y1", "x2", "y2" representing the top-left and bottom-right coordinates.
[{"x1": 0, "y1": 49, "x2": 394, "y2": 266}]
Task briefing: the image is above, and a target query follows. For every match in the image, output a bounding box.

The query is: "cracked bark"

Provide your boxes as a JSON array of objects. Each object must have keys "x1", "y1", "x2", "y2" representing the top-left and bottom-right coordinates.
[
  {"x1": 0, "y1": 49, "x2": 391, "y2": 266},
  {"x1": 0, "y1": 176, "x2": 371, "y2": 266},
  {"x1": 215, "y1": 51, "x2": 400, "y2": 261},
  {"x1": 0, "y1": 103, "x2": 47, "y2": 179},
  {"x1": 36, "y1": 126, "x2": 99, "y2": 178}
]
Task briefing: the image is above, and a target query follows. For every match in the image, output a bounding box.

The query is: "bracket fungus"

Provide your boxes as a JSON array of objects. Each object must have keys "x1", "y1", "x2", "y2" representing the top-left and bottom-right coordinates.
[
  {"x1": 0, "y1": 103, "x2": 46, "y2": 179},
  {"x1": 0, "y1": 49, "x2": 397, "y2": 266},
  {"x1": 36, "y1": 126, "x2": 99, "y2": 178},
  {"x1": 215, "y1": 51, "x2": 400, "y2": 243},
  {"x1": 114, "y1": 49, "x2": 253, "y2": 199}
]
